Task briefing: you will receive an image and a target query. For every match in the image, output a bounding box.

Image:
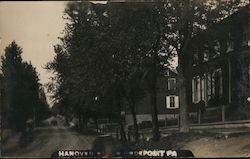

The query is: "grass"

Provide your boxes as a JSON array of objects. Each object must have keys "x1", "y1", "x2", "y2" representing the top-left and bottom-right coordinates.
[{"x1": 130, "y1": 131, "x2": 217, "y2": 150}]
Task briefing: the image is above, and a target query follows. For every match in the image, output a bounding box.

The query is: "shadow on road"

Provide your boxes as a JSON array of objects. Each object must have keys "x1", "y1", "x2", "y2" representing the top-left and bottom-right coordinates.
[{"x1": 2, "y1": 125, "x2": 97, "y2": 158}]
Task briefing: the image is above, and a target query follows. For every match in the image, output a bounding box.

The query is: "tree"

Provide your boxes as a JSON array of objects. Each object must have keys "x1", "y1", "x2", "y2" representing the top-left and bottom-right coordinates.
[
  {"x1": 123, "y1": 70, "x2": 146, "y2": 141},
  {"x1": 1, "y1": 41, "x2": 44, "y2": 145},
  {"x1": 106, "y1": 2, "x2": 175, "y2": 141},
  {"x1": 151, "y1": 0, "x2": 246, "y2": 132},
  {"x1": 46, "y1": 2, "x2": 114, "y2": 127},
  {"x1": 19, "y1": 61, "x2": 40, "y2": 130},
  {"x1": 46, "y1": 44, "x2": 72, "y2": 124},
  {"x1": 107, "y1": 0, "x2": 247, "y2": 136},
  {"x1": 1, "y1": 41, "x2": 25, "y2": 130},
  {"x1": 0, "y1": 73, "x2": 6, "y2": 142},
  {"x1": 47, "y1": 2, "x2": 174, "y2": 142},
  {"x1": 35, "y1": 87, "x2": 51, "y2": 125},
  {"x1": 47, "y1": 1, "x2": 247, "y2": 144}
]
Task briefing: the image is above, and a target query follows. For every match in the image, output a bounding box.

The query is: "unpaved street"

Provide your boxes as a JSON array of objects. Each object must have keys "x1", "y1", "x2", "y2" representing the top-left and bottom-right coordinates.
[
  {"x1": 183, "y1": 133, "x2": 250, "y2": 157},
  {"x1": 2, "y1": 125, "x2": 96, "y2": 158},
  {"x1": 2, "y1": 124, "x2": 250, "y2": 158}
]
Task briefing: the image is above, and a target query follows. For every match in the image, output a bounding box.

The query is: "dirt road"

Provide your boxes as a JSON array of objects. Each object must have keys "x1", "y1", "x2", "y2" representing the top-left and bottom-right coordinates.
[
  {"x1": 2, "y1": 126, "x2": 96, "y2": 158},
  {"x1": 2, "y1": 124, "x2": 249, "y2": 158},
  {"x1": 183, "y1": 133, "x2": 250, "y2": 157}
]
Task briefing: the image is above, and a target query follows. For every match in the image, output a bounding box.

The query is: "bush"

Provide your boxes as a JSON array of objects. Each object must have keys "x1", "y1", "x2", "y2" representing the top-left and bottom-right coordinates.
[{"x1": 139, "y1": 121, "x2": 152, "y2": 129}]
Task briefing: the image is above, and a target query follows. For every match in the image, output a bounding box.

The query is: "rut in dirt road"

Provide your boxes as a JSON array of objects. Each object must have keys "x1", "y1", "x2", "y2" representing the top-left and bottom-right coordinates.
[{"x1": 2, "y1": 126, "x2": 97, "y2": 158}]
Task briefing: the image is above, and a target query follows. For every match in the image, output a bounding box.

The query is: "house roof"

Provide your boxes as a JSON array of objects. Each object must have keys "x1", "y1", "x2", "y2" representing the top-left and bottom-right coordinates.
[
  {"x1": 192, "y1": 4, "x2": 249, "y2": 43},
  {"x1": 161, "y1": 68, "x2": 178, "y2": 77}
]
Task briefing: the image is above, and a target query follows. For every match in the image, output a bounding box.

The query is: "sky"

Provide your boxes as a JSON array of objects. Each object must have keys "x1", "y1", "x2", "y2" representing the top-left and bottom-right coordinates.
[
  {"x1": 0, "y1": 1, "x2": 247, "y2": 106},
  {"x1": 0, "y1": 1, "x2": 109, "y2": 106},
  {"x1": 0, "y1": 1, "x2": 67, "y2": 105}
]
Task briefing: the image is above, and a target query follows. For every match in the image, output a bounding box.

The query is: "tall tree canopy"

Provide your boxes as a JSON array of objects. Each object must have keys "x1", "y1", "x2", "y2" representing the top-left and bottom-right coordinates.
[
  {"x1": 1, "y1": 41, "x2": 49, "y2": 133},
  {"x1": 46, "y1": 0, "x2": 248, "y2": 142}
]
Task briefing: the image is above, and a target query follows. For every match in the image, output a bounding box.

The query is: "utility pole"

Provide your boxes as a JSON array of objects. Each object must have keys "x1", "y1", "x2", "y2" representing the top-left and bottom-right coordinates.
[{"x1": 33, "y1": 108, "x2": 36, "y2": 128}]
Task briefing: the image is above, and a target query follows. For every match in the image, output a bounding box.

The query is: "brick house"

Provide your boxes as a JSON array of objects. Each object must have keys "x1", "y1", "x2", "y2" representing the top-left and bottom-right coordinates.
[
  {"x1": 189, "y1": 5, "x2": 250, "y2": 124},
  {"x1": 124, "y1": 5, "x2": 250, "y2": 132},
  {"x1": 125, "y1": 69, "x2": 180, "y2": 128}
]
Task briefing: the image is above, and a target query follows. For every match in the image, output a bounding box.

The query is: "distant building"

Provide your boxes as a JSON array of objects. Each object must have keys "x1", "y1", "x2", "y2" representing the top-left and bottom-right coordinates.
[{"x1": 124, "y1": 69, "x2": 180, "y2": 129}]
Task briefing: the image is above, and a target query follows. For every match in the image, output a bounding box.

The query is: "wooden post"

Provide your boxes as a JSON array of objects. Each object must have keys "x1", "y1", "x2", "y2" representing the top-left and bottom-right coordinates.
[
  {"x1": 128, "y1": 130, "x2": 131, "y2": 142},
  {"x1": 222, "y1": 105, "x2": 225, "y2": 123},
  {"x1": 228, "y1": 58, "x2": 232, "y2": 104},
  {"x1": 116, "y1": 127, "x2": 119, "y2": 139},
  {"x1": 165, "y1": 117, "x2": 167, "y2": 127},
  {"x1": 178, "y1": 114, "x2": 180, "y2": 128},
  {"x1": 198, "y1": 109, "x2": 201, "y2": 124},
  {"x1": 33, "y1": 108, "x2": 36, "y2": 128}
]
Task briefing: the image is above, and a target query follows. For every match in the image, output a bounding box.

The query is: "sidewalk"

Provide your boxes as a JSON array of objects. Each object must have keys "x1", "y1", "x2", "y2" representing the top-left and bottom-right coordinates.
[{"x1": 137, "y1": 120, "x2": 250, "y2": 139}]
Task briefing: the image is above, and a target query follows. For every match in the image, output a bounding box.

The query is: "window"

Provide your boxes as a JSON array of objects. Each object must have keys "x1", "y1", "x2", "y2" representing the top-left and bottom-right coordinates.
[
  {"x1": 210, "y1": 69, "x2": 223, "y2": 99},
  {"x1": 212, "y1": 71, "x2": 216, "y2": 96},
  {"x1": 227, "y1": 32, "x2": 234, "y2": 52},
  {"x1": 192, "y1": 76, "x2": 201, "y2": 103},
  {"x1": 166, "y1": 96, "x2": 179, "y2": 109},
  {"x1": 170, "y1": 96, "x2": 175, "y2": 108},
  {"x1": 205, "y1": 69, "x2": 223, "y2": 103},
  {"x1": 168, "y1": 78, "x2": 176, "y2": 90},
  {"x1": 193, "y1": 70, "x2": 223, "y2": 105},
  {"x1": 193, "y1": 51, "x2": 199, "y2": 65},
  {"x1": 213, "y1": 40, "x2": 221, "y2": 58},
  {"x1": 207, "y1": 73, "x2": 212, "y2": 101},
  {"x1": 203, "y1": 50, "x2": 209, "y2": 62},
  {"x1": 166, "y1": 70, "x2": 170, "y2": 76},
  {"x1": 213, "y1": 68, "x2": 223, "y2": 97},
  {"x1": 242, "y1": 26, "x2": 250, "y2": 46},
  {"x1": 201, "y1": 75, "x2": 205, "y2": 101}
]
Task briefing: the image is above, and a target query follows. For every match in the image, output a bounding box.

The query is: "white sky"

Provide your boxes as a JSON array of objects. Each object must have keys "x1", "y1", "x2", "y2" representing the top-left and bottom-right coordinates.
[
  {"x1": 0, "y1": 1, "x2": 67, "y2": 105},
  {"x1": 0, "y1": 1, "x2": 109, "y2": 106},
  {"x1": 0, "y1": 1, "x2": 246, "y2": 106},
  {"x1": 0, "y1": 1, "x2": 180, "y2": 106}
]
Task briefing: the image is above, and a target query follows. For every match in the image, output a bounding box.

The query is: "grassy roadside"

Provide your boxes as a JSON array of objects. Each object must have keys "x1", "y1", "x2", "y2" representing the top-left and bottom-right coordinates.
[{"x1": 129, "y1": 131, "x2": 250, "y2": 157}]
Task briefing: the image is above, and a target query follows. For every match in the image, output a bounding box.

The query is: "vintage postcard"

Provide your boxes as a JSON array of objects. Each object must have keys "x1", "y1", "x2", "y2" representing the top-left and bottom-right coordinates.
[{"x1": 0, "y1": 0, "x2": 249, "y2": 158}]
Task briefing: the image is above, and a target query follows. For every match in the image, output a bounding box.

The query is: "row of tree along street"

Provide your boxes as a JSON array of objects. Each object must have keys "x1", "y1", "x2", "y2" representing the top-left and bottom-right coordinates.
[
  {"x1": 45, "y1": 0, "x2": 246, "y2": 143},
  {"x1": 0, "y1": 41, "x2": 51, "y2": 146}
]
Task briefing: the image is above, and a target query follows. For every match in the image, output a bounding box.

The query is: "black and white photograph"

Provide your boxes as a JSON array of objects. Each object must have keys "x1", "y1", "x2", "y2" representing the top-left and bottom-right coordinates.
[{"x1": 0, "y1": 0, "x2": 249, "y2": 158}]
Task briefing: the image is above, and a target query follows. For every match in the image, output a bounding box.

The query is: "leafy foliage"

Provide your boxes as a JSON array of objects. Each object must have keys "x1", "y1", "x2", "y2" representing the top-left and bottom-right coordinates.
[
  {"x1": 1, "y1": 41, "x2": 50, "y2": 131},
  {"x1": 46, "y1": 1, "x2": 247, "y2": 139}
]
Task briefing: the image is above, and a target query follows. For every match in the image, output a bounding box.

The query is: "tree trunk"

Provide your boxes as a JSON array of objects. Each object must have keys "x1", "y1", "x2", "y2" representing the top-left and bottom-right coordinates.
[
  {"x1": 178, "y1": 0, "x2": 193, "y2": 132},
  {"x1": 78, "y1": 110, "x2": 81, "y2": 129},
  {"x1": 119, "y1": 119, "x2": 127, "y2": 144},
  {"x1": 19, "y1": 123, "x2": 28, "y2": 147},
  {"x1": 150, "y1": 85, "x2": 160, "y2": 140},
  {"x1": 94, "y1": 118, "x2": 99, "y2": 132},
  {"x1": 117, "y1": 85, "x2": 127, "y2": 144},
  {"x1": 178, "y1": 75, "x2": 189, "y2": 132},
  {"x1": 148, "y1": 52, "x2": 160, "y2": 141},
  {"x1": 178, "y1": 54, "x2": 190, "y2": 133},
  {"x1": 149, "y1": 29, "x2": 161, "y2": 141},
  {"x1": 130, "y1": 102, "x2": 139, "y2": 141},
  {"x1": 83, "y1": 116, "x2": 87, "y2": 128},
  {"x1": 65, "y1": 113, "x2": 69, "y2": 126}
]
